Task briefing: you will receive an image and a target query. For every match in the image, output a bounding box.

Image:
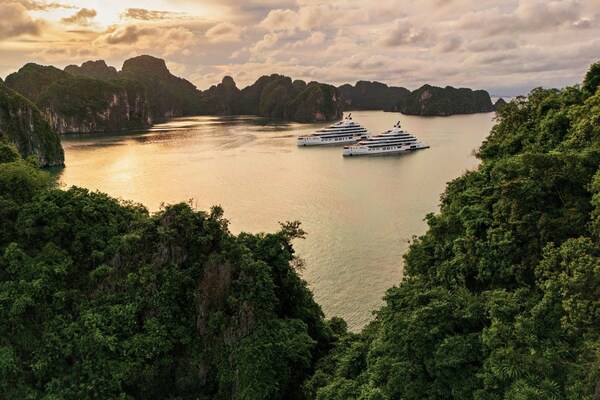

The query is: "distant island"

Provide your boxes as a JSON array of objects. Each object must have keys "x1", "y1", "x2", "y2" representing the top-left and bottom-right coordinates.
[
  {"x1": 3, "y1": 55, "x2": 503, "y2": 134},
  {"x1": 340, "y1": 81, "x2": 502, "y2": 115}
]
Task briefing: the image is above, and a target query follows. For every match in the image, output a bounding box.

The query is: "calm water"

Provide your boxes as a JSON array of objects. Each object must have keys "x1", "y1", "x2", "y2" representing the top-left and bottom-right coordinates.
[{"x1": 57, "y1": 111, "x2": 495, "y2": 330}]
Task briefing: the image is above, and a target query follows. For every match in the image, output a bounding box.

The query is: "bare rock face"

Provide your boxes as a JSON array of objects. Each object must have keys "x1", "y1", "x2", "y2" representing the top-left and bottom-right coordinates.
[{"x1": 0, "y1": 82, "x2": 64, "y2": 166}]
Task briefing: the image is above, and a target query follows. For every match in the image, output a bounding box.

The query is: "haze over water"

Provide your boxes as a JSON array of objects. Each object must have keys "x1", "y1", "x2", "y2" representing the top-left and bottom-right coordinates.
[{"x1": 57, "y1": 111, "x2": 495, "y2": 330}]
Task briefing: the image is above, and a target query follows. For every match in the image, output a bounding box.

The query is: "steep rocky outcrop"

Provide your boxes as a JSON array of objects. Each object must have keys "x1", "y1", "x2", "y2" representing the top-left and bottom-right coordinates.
[
  {"x1": 389, "y1": 84, "x2": 495, "y2": 115},
  {"x1": 200, "y1": 74, "x2": 343, "y2": 122},
  {"x1": 287, "y1": 82, "x2": 343, "y2": 122},
  {"x1": 120, "y1": 55, "x2": 205, "y2": 117},
  {"x1": 64, "y1": 60, "x2": 118, "y2": 80},
  {"x1": 5, "y1": 63, "x2": 69, "y2": 102},
  {"x1": 37, "y1": 76, "x2": 152, "y2": 133},
  {"x1": 0, "y1": 82, "x2": 63, "y2": 166},
  {"x1": 5, "y1": 63, "x2": 151, "y2": 133},
  {"x1": 338, "y1": 81, "x2": 496, "y2": 116},
  {"x1": 202, "y1": 76, "x2": 244, "y2": 115},
  {"x1": 494, "y1": 97, "x2": 507, "y2": 110},
  {"x1": 338, "y1": 81, "x2": 410, "y2": 110}
]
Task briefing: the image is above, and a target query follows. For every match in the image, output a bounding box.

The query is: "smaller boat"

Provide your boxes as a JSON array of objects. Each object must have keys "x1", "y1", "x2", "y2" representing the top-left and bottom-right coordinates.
[
  {"x1": 297, "y1": 113, "x2": 371, "y2": 146},
  {"x1": 343, "y1": 121, "x2": 428, "y2": 156}
]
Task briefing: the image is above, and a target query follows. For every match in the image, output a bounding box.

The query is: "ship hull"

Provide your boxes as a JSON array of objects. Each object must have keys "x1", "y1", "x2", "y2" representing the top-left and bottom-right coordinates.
[
  {"x1": 343, "y1": 143, "x2": 429, "y2": 156},
  {"x1": 297, "y1": 134, "x2": 369, "y2": 146}
]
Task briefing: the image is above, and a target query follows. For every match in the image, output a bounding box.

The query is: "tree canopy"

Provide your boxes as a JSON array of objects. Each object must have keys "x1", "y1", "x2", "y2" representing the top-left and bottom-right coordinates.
[{"x1": 0, "y1": 140, "x2": 334, "y2": 399}]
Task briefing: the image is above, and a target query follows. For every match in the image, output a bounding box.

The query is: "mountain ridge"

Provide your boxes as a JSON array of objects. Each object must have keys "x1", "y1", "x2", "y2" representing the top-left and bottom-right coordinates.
[{"x1": 4, "y1": 55, "x2": 501, "y2": 134}]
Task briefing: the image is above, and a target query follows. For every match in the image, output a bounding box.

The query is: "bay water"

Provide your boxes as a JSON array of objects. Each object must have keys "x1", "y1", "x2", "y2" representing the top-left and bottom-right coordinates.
[{"x1": 57, "y1": 110, "x2": 495, "y2": 330}]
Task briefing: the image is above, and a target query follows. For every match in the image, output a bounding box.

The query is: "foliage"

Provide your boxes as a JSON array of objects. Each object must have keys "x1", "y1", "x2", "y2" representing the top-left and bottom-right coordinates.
[
  {"x1": 5, "y1": 63, "x2": 151, "y2": 134},
  {"x1": 398, "y1": 84, "x2": 495, "y2": 116},
  {"x1": 4, "y1": 63, "x2": 70, "y2": 102},
  {"x1": 120, "y1": 55, "x2": 206, "y2": 118},
  {"x1": 210, "y1": 73, "x2": 343, "y2": 122},
  {"x1": 583, "y1": 61, "x2": 600, "y2": 97},
  {"x1": 0, "y1": 146, "x2": 332, "y2": 399},
  {"x1": 338, "y1": 81, "x2": 410, "y2": 111},
  {"x1": 64, "y1": 60, "x2": 118, "y2": 81},
  {"x1": 0, "y1": 83, "x2": 64, "y2": 166},
  {"x1": 309, "y1": 62, "x2": 600, "y2": 399}
]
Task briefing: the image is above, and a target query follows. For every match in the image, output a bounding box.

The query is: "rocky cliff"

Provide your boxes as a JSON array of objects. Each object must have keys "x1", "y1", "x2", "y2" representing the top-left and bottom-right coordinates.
[
  {"x1": 5, "y1": 63, "x2": 69, "y2": 102},
  {"x1": 287, "y1": 82, "x2": 343, "y2": 122},
  {"x1": 37, "y1": 77, "x2": 152, "y2": 133},
  {"x1": 202, "y1": 75, "x2": 244, "y2": 115},
  {"x1": 120, "y1": 55, "x2": 205, "y2": 118},
  {"x1": 494, "y1": 97, "x2": 507, "y2": 110},
  {"x1": 5, "y1": 64, "x2": 151, "y2": 133},
  {"x1": 338, "y1": 81, "x2": 410, "y2": 110},
  {"x1": 390, "y1": 84, "x2": 495, "y2": 115},
  {"x1": 338, "y1": 81, "x2": 496, "y2": 116},
  {"x1": 64, "y1": 60, "x2": 118, "y2": 80},
  {"x1": 203, "y1": 74, "x2": 342, "y2": 122},
  {"x1": 0, "y1": 82, "x2": 64, "y2": 166}
]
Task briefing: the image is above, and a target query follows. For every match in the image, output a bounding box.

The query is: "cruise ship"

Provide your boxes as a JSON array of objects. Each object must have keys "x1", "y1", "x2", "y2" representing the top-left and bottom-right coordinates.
[
  {"x1": 343, "y1": 121, "x2": 429, "y2": 156},
  {"x1": 297, "y1": 114, "x2": 371, "y2": 146}
]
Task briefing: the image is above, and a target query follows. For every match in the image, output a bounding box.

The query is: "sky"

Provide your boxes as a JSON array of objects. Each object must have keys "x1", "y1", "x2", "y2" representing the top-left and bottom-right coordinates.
[{"x1": 1, "y1": 0, "x2": 599, "y2": 96}]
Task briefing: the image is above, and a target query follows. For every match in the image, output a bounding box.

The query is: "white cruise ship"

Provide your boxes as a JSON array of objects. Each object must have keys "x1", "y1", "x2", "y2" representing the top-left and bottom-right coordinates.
[
  {"x1": 297, "y1": 114, "x2": 371, "y2": 146},
  {"x1": 343, "y1": 121, "x2": 429, "y2": 156}
]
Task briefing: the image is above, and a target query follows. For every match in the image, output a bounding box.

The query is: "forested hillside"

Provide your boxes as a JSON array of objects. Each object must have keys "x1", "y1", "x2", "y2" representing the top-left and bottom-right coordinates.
[
  {"x1": 306, "y1": 64, "x2": 600, "y2": 399},
  {"x1": 5, "y1": 63, "x2": 151, "y2": 133},
  {"x1": 0, "y1": 142, "x2": 335, "y2": 398},
  {"x1": 0, "y1": 82, "x2": 63, "y2": 166}
]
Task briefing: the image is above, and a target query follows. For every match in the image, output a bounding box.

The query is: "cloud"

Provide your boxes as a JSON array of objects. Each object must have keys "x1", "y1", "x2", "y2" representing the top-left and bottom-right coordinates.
[
  {"x1": 61, "y1": 8, "x2": 97, "y2": 26},
  {"x1": 378, "y1": 19, "x2": 434, "y2": 48},
  {"x1": 259, "y1": 5, "x2": 368, "y2": 33},
  {"x1": 205, "y1": 22, "x2": 241, "y2": 42},
  {"x1": 95, "y1": 24, "x2": 195, "y2": 57},
  {"x1": 456, "y1": 0, "x2": 586, "y2": 36},
  {"x1": 0, "y1": 2, "x2": 45, "y2": 39},
  {"x1": 15, "y1": 0, "x2": 75, "y2": 11},
  {"x1": 259, "y1": 9, "x2": 297, "y2": 32},
  {"x1": 434, "y1": 36, "x2": 463, "y2": 53},
  {"x1": 249, "y1": 32, "x2": 279, "y2": 59},
  {"x1": 100, "y1": 25, "x2": 147, "y2": 45},
  {"x1": 291, "y1": 31, "x2": 325, "y2": 48},
  {"x1": 121, "y1": 8, "x2": 188, "y2": 21},
  {"x1": 2, "y1": 0, "x2": 600, "y2": 96}
]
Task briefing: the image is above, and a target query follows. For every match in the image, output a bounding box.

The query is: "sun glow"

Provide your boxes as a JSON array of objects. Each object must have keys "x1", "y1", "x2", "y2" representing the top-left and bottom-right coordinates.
[{"x1": 29, "y1": 0, "x2": 222, "y2": 28}]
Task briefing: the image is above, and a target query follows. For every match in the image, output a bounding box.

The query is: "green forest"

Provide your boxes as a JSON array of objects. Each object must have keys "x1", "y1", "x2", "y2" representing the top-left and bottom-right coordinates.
[{"x1": 1, "y1": 62, "x2": 599, "y2": 399}]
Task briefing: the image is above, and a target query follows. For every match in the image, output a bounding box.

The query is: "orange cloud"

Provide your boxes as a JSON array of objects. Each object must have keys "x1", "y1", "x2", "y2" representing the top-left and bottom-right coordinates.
[
  {"x1": 121, "y1": 8, "x2": 188, "y2": 21},
  {"x1": 61, "y1": 8, "x2": 97, "y2": 26},
  {"x1": 0, "y1": 2, "x2": 45, "y2": 40},
  {"x1": 95, "y1": 24, "x2": 195, "y2": 57},
  {"x1": 17, "y1": 0, "x2": 75, "y2": 11},
  {"x1": 205, "y1": 22, "x2": 240, "y2": 43}
]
